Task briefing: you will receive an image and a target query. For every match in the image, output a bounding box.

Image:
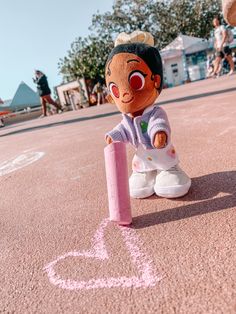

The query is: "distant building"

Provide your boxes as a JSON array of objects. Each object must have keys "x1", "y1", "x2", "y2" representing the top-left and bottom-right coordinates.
[
  {"x1": 161, "y1": 34, "x2": 209, "y2": 87},
  {"x1": 55, "y1": 78, "x2": 90, "y2": 109},
  {"x1": 0, "y1": 81, "x2": 40, "y2": 112},
  {"x1": 161, "y1": 30, "x2": 236, "y2": 87}
]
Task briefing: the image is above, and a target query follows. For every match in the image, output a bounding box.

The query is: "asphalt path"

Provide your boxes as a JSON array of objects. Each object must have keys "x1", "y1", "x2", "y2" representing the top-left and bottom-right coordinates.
[{"x1": 0, "y1": 75, "x2": 236, "y2": 313}]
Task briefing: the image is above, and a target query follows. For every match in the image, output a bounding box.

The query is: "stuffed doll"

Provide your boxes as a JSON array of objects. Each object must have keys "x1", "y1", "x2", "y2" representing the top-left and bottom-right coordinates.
[
  {"x1": 105, "y1": 31, "x2": 191, "y2": 199},
  {"x1": 222, "y1": 0, "x2": 236, "y2": 26}
]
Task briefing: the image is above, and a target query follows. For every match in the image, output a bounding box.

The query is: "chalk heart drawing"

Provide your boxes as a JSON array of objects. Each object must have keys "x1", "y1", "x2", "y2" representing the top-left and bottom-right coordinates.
[
  {"x1": 44, "y1": 218, "x2": 161, "y2": 290},
  {"x1": 0, "y1": 152, "x2": 45, "y2": 176}
]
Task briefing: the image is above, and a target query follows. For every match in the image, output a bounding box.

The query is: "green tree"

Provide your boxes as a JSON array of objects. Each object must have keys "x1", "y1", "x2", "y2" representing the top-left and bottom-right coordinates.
[
  {"x1": 59, "y1": 0, "x2": 221, "y2": 82},
  {"x1": 91, "y1": 0, "x2": 221, "y2": 47},
  {"x1": 58, "y1": 35, "x2": 113, "y2": 82},
  {"x1": 158, "y1": 0, "x2": 222, "y2": 46}
]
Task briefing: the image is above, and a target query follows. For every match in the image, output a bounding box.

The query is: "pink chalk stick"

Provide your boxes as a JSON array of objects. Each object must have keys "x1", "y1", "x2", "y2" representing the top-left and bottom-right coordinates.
[{"x1": 104, "y1": 142, "x2": 132, "y2": 225}]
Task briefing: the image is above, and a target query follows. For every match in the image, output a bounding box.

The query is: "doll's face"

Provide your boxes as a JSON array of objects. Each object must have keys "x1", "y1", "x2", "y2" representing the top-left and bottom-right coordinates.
[{"x1": 106, "y1": 52, "x2": 161, "y2": 115}]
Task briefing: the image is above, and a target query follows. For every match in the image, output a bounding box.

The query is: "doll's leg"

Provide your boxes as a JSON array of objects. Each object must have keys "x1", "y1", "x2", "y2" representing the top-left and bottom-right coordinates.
[
  {"x1": 129, "y1": 170, "x2": 157, "y2": 199},
  {"x1": 154, "y1": 165, "x2": 191, "y2": 198}
]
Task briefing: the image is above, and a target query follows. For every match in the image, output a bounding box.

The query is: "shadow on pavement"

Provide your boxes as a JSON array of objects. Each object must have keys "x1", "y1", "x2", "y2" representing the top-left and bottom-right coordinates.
[
  {"x1": 158, "y1": 86, "x2": 236, "y2": 105},
  {"x1": 1, "y1": 85, "x2": 236, "y2": 138},
  {"x1": 0, "y1": 111, "x2": 120, "y2": 137},
  {"x1": 133, "y1": 171, "x2": 236, "y2": 229}
]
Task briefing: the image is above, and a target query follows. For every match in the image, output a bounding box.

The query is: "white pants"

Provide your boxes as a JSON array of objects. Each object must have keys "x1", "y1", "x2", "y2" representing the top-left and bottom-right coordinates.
[
  {"x1": 132, "y1": 143, "x2": 179, "y2": 173},
  {"x1": 97, "y1": 93, "x2": 104, "y2": 105}
]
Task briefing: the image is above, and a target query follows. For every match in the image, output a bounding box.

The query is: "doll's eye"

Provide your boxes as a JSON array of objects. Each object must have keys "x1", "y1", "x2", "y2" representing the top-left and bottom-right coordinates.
[
  {"x1": 129, "y1": 72, "x2": 146, "y2": 90},
  {"x1": 109, "y1": 83, "x2": 120, "y2": 98}
]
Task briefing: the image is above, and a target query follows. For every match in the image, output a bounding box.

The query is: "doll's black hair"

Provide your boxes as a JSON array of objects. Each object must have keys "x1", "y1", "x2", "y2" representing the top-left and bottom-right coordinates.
[{"x1": 106, "y1": 43, "x2": 163, "y2": 92}]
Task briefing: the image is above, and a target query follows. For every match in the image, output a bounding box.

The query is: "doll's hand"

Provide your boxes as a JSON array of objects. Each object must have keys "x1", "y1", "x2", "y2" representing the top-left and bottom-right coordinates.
[
  {"x1": 153, "y1": 131, "x2": 167, "y2": 148},
  {"x1": 106, "y1": 136, "x2": 113, "y2": 145}
]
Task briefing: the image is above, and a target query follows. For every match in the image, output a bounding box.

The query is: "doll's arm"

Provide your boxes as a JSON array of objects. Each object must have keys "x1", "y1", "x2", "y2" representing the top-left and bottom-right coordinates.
[
  {"x1": 105, "y1": 123, "x2": 129, "y2": 144},
  {"x1": 148, "y1": 107, "x2": 171, "y2": 149}
]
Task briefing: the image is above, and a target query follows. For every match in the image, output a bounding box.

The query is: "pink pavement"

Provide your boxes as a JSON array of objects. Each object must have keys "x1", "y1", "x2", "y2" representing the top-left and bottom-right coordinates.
[{"x1": 0, "y1": 75, "x2": 236, "y2": 313}]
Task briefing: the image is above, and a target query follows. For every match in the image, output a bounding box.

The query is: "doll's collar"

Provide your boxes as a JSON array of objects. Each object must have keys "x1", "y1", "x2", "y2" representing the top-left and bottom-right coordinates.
[
  {"x1": 127, "y1": 101, "x2": 158, "y2": 119},
  {"x1": 143, "y1": 102, "x2": 158, "y2": 115}
]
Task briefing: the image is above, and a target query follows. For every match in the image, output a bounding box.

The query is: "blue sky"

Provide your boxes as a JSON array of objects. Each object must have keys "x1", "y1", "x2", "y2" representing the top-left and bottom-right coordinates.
[{"x1": 0, "y1": 0, "x2": 113, "y2": 100}]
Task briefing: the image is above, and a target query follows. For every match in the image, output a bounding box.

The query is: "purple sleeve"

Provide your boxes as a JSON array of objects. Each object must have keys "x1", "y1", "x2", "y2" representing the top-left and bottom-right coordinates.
[
  {"x1": 147, "y1": 106, "x2": 171, "y2": 147},
  {"x1": 105, "y1": 122, "x2": 129, "y2": 143}
]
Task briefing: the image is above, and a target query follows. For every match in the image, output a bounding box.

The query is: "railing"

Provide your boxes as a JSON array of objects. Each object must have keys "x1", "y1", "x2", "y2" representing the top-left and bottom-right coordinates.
[
  {"x1": 1, "y1": 106, "x2": 41, "y2": 118},
  {"x1": 0, "y1": 107, "x2": 42, "y2": 127}
]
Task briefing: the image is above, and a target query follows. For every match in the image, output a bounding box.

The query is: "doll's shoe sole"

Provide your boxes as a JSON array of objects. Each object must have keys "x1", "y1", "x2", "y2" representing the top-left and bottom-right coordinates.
[
  {"x1": 110, "y1": 219, "x2": 132, "y2": 226},
  {"x1": 154, "y1": 180, "x2": 191, "y2": 198},
  {"x1": 130, "y1": 186, "x2": 154, "y2": 199}
]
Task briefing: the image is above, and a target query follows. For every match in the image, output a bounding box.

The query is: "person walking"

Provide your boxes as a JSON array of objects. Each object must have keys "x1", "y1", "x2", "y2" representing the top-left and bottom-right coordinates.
[
  {"x1": 33, "y1": 70, "x2": 63, "y2": 117},
  {"x1": 0, "y1": 118, "x2": 4, "y2": 127},
  {"x1": 92, "y1": 82, "x2": 104, "y2": 106},
  {"x1": 212, "y1": 16, "x2": 234, "y2": 77}
]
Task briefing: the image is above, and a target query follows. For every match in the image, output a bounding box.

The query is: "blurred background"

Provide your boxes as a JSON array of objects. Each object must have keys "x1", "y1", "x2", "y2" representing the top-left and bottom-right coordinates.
[{"x1": 0, "y1": 0, "x2": 235, "y2": 123}]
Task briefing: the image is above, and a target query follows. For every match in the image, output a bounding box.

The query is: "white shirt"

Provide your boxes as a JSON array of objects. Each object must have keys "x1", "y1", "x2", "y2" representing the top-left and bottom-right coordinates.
[
  {"x1": 131, "y1": 104, "x2": 179, "y2": 172},
  {"x1": 214, "y1": 25, "x2": 227, "y2": 49}
]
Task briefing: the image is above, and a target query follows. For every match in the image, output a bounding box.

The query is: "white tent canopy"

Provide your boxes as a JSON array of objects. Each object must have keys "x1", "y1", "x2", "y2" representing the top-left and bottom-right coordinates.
[
  {"x1": 161, "y1": 34, "x2": 209, "y2": 60},
  {"x1": 0, "y1": 82, "x2": 40, "y2": 111}
]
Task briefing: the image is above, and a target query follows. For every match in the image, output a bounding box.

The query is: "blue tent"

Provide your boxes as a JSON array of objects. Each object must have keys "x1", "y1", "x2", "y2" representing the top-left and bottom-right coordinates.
[{"x1": 0, "y1": 82, "x2": 40, "y2": 111}]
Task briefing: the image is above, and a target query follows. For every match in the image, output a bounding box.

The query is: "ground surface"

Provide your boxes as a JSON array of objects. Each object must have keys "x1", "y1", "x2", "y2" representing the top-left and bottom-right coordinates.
[{"x1": 0, "y1": 75, "x2": 236, "y2": 314}]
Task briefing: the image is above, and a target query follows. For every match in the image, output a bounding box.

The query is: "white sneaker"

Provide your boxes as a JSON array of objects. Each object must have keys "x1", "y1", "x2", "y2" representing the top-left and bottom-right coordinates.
[
  {"x1": 129, "y1": 170, "x2": 157, "y2": 199},
  {"x1": 154, "y1": 165, "x2": 191, "y2": 198}
]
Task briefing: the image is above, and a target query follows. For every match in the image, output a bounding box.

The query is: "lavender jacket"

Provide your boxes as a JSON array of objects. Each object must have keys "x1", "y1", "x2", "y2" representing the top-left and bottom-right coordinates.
[{"x1": 106, "y1": 104, "x2": 171, "y2": 150}]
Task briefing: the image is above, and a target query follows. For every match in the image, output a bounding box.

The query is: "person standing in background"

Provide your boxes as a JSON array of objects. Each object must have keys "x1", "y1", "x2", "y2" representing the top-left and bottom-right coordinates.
[
  {"x1": 33, "y1": 70, "x2": 63, "y2": 117},
  {"x1": 0, "y1": 118, "x2": 4, "y2": 127},
  {"x1": 69, "y1": 90, "x2": 80, "y2": 110},
  {"x1": 212, "y1": 16, "x2": 234, "y2": 77},
  {"x1": 92, "y1": 82, "x2": 104, "y2": 106}
]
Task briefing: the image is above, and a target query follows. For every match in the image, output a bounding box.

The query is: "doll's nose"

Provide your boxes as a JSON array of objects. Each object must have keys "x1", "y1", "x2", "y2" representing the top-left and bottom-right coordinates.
[{"x1": 123, "y1": 92, "x2": 129, "y2": 97}]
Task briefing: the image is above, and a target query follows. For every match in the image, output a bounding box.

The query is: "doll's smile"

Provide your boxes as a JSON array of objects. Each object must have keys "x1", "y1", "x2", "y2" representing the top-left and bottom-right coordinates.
[{"x1": 122, "y1": 96, "x2": 134, "y2": 103}]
